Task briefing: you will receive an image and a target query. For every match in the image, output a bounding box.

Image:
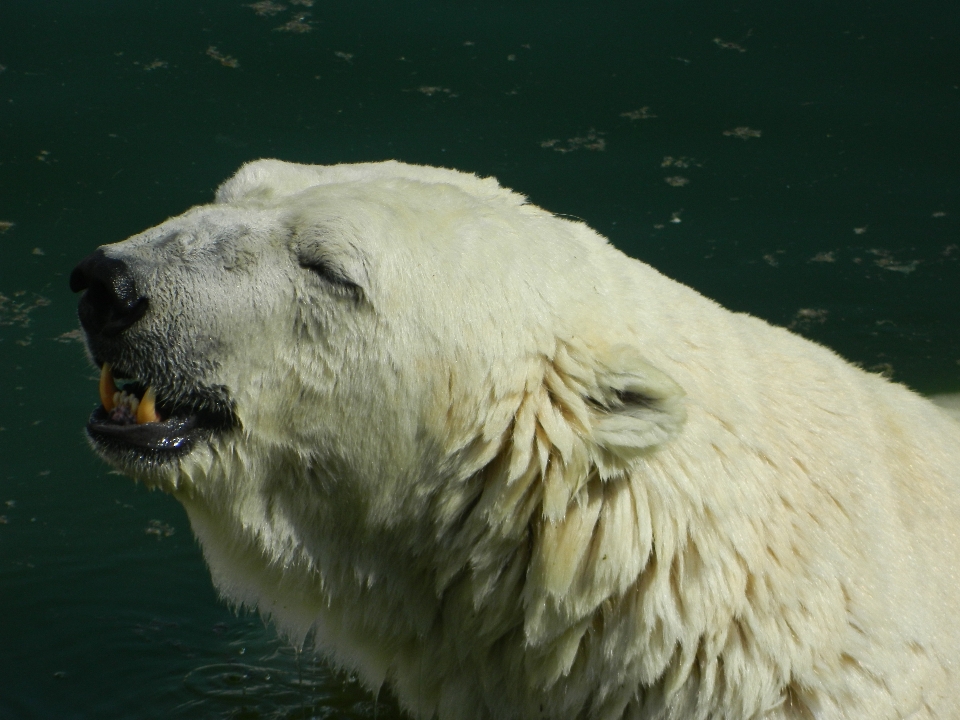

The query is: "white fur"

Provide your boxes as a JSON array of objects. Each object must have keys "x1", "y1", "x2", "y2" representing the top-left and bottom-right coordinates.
[{"x1": 98, "y1": 160, "x2": 960, "y2": 719}]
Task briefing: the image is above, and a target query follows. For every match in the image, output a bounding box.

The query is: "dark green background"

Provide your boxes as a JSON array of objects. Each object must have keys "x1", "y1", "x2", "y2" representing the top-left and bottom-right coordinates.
[{"x1": 1, "y1": 1, "x2": 957, "y2": 717}]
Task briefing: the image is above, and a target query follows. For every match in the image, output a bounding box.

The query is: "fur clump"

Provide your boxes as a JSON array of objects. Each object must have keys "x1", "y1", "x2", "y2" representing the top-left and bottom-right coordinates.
[{"x1": 87, "y1": 160, "x2": 960, "y2": 719}]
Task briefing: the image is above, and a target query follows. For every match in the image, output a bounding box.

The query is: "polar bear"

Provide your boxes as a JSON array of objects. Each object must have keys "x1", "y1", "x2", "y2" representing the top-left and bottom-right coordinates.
[{"x1": 71, "y1": 159, "x2": 960, "y2": 719}]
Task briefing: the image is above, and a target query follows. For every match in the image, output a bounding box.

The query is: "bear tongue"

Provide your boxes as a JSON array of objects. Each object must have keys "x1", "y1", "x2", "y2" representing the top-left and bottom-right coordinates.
[{"x1": 99, "y1": 364, "x2": 161, "y2": 424}]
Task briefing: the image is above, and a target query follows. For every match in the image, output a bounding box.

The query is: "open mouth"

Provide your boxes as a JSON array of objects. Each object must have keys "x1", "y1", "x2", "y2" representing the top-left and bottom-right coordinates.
[{"x1": 88, "y1": 363, "x2": 236, "y2": 460}]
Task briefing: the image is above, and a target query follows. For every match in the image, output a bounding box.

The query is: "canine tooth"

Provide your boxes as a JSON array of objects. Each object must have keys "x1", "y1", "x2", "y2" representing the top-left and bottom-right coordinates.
[
  {"x1": 137, "y1": 387, "x2": 160, "y2": 424},
  {"x1": 100, "y1": 364, "x2": 117, "y2": 411}
]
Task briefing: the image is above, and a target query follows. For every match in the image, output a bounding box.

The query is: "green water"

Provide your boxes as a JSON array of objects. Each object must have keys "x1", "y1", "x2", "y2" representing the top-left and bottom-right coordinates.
[{"x1": 0, "y1": 1, "x2": 957, "y2": 717}]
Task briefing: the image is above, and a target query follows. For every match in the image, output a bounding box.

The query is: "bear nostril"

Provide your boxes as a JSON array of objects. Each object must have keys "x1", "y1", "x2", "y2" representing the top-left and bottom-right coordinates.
[{"x1": 70, "y1": 249, "x2": 149, "y2": 337}]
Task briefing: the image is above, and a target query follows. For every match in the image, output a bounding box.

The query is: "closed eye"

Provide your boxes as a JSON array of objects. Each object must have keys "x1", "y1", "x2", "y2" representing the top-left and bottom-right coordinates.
[{"x1": 299, "y1": 260, "x2": 364, "y2": 300}]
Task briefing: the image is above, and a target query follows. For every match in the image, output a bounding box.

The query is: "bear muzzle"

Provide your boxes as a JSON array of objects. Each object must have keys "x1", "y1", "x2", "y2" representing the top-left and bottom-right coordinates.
[{"x1": 71, "y1": 250, "x2": 240, "y2": 465}]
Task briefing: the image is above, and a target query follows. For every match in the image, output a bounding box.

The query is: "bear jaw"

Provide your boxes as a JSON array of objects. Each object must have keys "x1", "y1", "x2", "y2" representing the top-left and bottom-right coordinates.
[{"x1": 81, "y1": 360, "x2": 240, "y2": 481}]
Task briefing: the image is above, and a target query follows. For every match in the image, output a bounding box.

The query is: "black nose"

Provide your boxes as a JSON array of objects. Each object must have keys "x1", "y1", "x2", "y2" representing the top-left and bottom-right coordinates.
[{"x1": 70, "y1": 249, "x2": 148, "y2": 337}]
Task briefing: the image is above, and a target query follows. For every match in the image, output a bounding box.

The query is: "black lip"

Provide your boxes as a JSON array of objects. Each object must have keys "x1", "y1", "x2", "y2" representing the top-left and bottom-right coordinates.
[
  {"x1": 86, "y1": 396, "x2": 238, "y2": 462},
  {"x1": 87, "y1": 406, "x2": 206, "y2": 456}
]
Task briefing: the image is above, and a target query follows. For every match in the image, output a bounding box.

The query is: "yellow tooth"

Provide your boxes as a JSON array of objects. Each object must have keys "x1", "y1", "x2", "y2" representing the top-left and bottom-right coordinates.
[
  {"x1": 136, "y1": 386, "x2": 160, "y2": 424},
  {"x1": 100, "y1": 364, "x2": 117, "y2": 411},
  {"x1": 137, "y1": 388, "x2": 160, "y2": 425}
]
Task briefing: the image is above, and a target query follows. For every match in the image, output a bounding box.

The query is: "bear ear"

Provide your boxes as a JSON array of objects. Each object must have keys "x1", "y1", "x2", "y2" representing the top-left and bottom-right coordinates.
[
  {"x1": 585, "y1": 344, "x2": 686, "y2": 473},
  {"x1": 215, "y1": 159, "x2": 327, "y2": 204}
]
